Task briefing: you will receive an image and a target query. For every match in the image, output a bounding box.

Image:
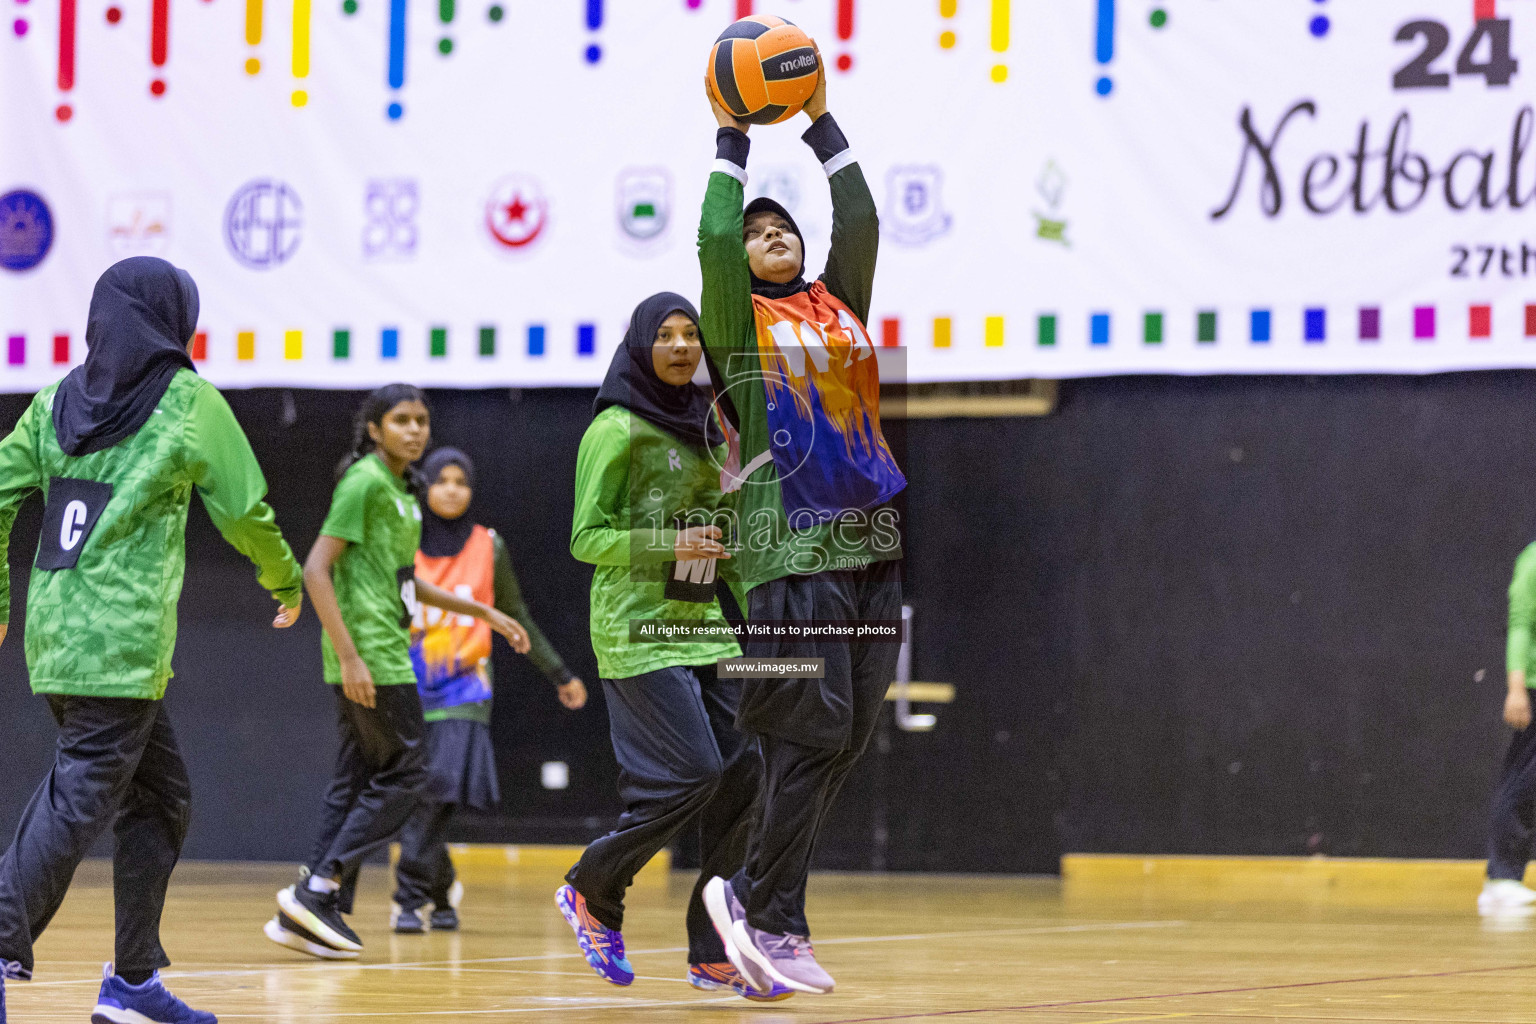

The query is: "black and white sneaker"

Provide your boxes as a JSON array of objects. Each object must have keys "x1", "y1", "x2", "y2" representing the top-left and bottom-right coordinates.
[
  {"x1": 276, "y1": 883, "x2": 362, "y2": 952},
  {"x1": 263, "y1": 912, "x2": 360, "y2": 960}
]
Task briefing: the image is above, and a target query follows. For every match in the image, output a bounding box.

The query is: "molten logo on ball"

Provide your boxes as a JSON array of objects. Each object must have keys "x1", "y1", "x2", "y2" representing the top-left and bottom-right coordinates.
[{"x1": 708, "y1": 15, "x2": 820, "y2": 126}]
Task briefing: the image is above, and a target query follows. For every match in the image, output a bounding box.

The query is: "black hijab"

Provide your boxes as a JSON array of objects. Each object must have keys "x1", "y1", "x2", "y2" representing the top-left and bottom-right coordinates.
[
  {"x1": 745, "y1": 196, "x2": 811, "y2": 300},
  {"x1": 54, "y1": 257, "x2": 199, "y2": 457},
  {"x1": 418, "y1": 447, "x2": 477, "y2": 558},
  {"x1": 593, "y1": 292, "x2": 724, "y2": 450}
]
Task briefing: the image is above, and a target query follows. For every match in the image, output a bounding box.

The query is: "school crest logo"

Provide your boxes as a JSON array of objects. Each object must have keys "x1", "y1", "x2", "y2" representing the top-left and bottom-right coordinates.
[
  {"x1": 485, "y1": 176, "x2": 548, "y2": 250},
  {"x1": 364, "y1": 179, "x2": 418, "y2": 261},
  {"x1": 748, "y1": 166, "x2": 802, "y2": 215},
  {"x1": 617, "y1": 168, "x2": 670, "y2": 244},
  {"x1": 224, "y1": 179, "x2": 303, "y2": 269},
  {"x1": 0, "y1": 189, "x2": 54, "y2": 272},
  {"x1": 1034, "y1": 159, "x2": 1071, "y2": 247},
  {"x1": 106, "y1": 193, "x2": 170, "y2": 257},
  {"x1": 884, "y1": 166, "x2": 952, "y2": 246}
]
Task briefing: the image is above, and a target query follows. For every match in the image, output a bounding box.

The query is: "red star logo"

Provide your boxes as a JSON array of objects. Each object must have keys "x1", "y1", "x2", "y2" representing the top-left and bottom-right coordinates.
[{"x1": 485, "y1": 176, "x2": 547, "y2": 249}]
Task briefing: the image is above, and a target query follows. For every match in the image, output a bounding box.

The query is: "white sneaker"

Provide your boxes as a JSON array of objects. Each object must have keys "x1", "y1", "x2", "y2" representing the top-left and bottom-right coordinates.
[{"x1": 1478, "y1": 879, "x2": 1536, "y2": 913}]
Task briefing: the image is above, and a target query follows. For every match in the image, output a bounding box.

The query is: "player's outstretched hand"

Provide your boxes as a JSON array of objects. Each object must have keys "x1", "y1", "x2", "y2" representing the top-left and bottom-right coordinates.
[
  {"x1": 557, "y1": 677, "x2": 588, "y2": 710},
  {"x1": 273, "y1": 596, "x2": 303, "y2": 628},
  {"x1": 1506, "y1": 687, "x2": 1532, "y2": 730},
  {"x1": 803, "y1": 40, "x2": 828, "y2": 123},
  {"x1": 707, "y1": 72, "x2": 750, "y2": 132},
  {"x1": 341, "y1": 654, "x2": 376, "y2": 708},
  {"x1": 488, "y1": 609, "x2": 532, "y2": 654}
]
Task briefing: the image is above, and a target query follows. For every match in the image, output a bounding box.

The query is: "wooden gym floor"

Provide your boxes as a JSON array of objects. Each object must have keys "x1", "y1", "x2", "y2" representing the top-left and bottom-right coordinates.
[{"x1": 6, "y1": 855, "x2": 1536, "y2": 1023}]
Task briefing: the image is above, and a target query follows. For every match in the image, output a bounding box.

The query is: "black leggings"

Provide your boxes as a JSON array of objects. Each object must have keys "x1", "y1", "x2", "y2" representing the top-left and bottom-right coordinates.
[
  {"x1": 564, "y1": 662, "x2": 758, "y2": 965},
  {"x1": 307, "y1": 686, "x2": 427, "y2": 913},
  {"x1": 0, "y1": 696, "x2": 191, "y2": 977},
  {"x1": 1488, "y1": 714, "x2": 1536, "y2": 880}
]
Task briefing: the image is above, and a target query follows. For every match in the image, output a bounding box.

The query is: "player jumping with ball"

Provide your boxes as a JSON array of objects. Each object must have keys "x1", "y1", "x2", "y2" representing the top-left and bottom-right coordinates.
[{"x1": 698, "y1": 43, "x2": 907, "y2": 997}]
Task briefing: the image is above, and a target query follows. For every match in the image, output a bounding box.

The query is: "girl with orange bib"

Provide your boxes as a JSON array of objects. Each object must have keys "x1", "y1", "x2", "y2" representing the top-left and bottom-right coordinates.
[{"x1": 390, "y1": 447, "x2": 586, "y2": 933}]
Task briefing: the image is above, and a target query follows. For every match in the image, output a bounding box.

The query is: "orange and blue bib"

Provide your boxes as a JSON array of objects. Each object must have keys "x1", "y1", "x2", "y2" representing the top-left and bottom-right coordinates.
[
  {"x1": 748, "y1": 282, "x2": 905, "y2": 521},
  {"x1": 410, "y1": 524, "x2": 495, "y2": 712}
]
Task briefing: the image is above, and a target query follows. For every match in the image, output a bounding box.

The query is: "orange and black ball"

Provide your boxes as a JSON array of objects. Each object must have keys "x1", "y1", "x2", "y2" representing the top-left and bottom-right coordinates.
[{"x1": 707, "y1": 15, "x2": 820, "y2": 126}]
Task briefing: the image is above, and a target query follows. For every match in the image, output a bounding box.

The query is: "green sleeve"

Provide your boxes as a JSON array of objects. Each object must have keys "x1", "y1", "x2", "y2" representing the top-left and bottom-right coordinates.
[
  {"x1": 491, "y1": 532, "x2": 571, "y2": 684},
  {"x1": 320, "y1": 467, "x2": 369, "y2": 544},
  {"x1": 1509, "y1": 544, "x2": 1536, "y2": 678},
  {"x1": 698, "y1": 170, "x2": 758, "y2": 361},
  {"x1": 570, "y1": 413, "x2": 676, "y2": 567},
  {"x1": 185, "y1": 382, "x2": 303, "y2": 606},
  {"x1": 820, "y1": 162, "x2": 880, "y2": 324},
  {"x1": 0, "y1": 397, "x2": 44, "y2": 624}
]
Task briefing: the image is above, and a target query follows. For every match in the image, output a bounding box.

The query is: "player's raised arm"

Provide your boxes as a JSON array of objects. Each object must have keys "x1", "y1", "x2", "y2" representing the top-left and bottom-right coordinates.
[
  {"x1": 802, "y1": 45, "x2": 879, "y2": 324},
  {"x1": 698, "y1": 77, "x2": 758, "y2": 360}
]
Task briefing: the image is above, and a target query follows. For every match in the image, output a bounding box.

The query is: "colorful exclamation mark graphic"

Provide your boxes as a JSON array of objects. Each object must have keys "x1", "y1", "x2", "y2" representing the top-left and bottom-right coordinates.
[
  {"x1": 386, "y1": 0, "x2": 405, "y2": 118},
  {"x1": 835, "y1": 0, "x2": 854, "y2": 71},
  {"x1": 938, "y1": 0, "x2": 956, "y2": 50},
  {"x1": 735, "y1": 0, "x2": 751, "y2": 18},
  {"x1": 150, "y1": 0, "x2": 169, "y2": 96},
  {"x1": 684, "y1": 0, "x2": 702, "y2": 8},
  {"x1": 291, "y1": 0, "x2": 310, "y2": 105},
  {"x1": 989, "y1": 0, "x2": 1008, "y2": 82},
  {"x1": 584, "y1": 0, "x2": 600, "y2": 63},
  {"x1": 244, "y1": 0, "x2": 261, "y2": 74},
  {"x1": 56, "y1": 0, "x2": 76, "y2": 121},
  {"x1": 437, "y1": 0, "x2": 452, "y2": 54},
  {"x1": 1094, "y1": 0, "x2": 1114, "y2": 94}
]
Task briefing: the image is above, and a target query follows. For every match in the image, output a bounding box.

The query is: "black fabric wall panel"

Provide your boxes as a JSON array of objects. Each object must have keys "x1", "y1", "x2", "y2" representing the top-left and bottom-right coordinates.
[{"x1": 0, "y1": 374, "x2": 1521, "y2": 870}]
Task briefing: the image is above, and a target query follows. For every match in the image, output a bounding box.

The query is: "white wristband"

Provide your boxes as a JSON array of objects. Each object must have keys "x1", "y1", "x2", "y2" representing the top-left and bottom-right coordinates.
[
  {"x1": 822, "y1": 150, "x2": 856, "y2": 177},
  {"x1": 712, "y1": 159, "x2": 748, "y2": 185}
]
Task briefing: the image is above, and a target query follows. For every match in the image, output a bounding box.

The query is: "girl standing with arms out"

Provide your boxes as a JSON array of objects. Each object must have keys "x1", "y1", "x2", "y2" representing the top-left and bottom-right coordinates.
[
  {"x1": 556, "y1": 293, "x2": 785, "y2": 1002},
  {"x1": 263, "y1": 385, "x2": 531, "y2": 961},
  {"x1": 0, "y1": 258, "x2": 304, "y2": 1024},
  {"x1": 389, "y1": 446, "x2": 587, "y2": 934}
]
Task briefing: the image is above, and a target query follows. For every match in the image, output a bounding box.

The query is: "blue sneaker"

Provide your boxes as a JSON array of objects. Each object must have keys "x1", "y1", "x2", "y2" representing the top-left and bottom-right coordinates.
[
  {"x1": 92, "y1": 963, "x2": 217, "y2": 1024},
  {"x1": 555, "y1": 884, "x2": 633, "y2": 985},
  {"x1": 1, "y1": 958, "x2": 26, "y2": 1024},
  {"x1": 688, "y1": 961, "x2": 794, "y2": 1001}
]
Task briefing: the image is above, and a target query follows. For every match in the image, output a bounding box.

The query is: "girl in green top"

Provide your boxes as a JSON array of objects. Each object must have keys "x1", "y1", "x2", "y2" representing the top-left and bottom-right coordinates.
[
  {"x1": 556, "y1": 293, "x2": 785, "y2": 1002},
  {"x1": 263, "y1": 385, "x2": 531, "y2": 962},
  {"x1": 1482, "y1": 540, "x2": 1536, "y2": 912},
  {"x1": 0, "y1": 258, "x2": 303, "y2": 1024}
]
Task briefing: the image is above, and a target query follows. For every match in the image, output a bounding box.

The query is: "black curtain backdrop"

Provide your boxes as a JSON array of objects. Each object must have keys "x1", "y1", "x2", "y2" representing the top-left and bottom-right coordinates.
[{"x1": 0, "y1": 374, "x2": 1526, "y2": 872}]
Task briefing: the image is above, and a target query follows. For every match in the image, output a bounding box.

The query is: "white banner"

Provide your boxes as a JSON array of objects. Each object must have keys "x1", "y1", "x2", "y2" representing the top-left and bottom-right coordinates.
[{"x1": 3, "y1": 0, "x2": 1536, "y2": 389}]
